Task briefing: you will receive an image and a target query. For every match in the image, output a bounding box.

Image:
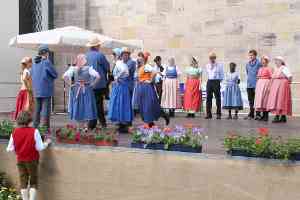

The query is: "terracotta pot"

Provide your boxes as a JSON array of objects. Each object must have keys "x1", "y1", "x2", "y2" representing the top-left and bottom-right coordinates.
[{"x1": 94, "y1": 140, "x2": 118, "y2": 146}]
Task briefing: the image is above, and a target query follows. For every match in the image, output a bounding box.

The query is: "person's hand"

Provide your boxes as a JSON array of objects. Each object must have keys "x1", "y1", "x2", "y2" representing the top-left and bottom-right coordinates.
[{"x1": 45, "y1": 138, "x2": 52, "y2": 147}]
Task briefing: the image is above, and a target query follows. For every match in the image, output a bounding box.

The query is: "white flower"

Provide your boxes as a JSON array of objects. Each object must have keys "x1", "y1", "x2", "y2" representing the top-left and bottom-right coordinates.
[{"x1": 204, "y1": 135, "x2": 209, "y2": 140}]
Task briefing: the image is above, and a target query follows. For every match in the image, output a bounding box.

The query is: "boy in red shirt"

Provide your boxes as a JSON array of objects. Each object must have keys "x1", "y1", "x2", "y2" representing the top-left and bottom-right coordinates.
[{"x1": 7, "y1": 111, "x2": 51, "y2": 200}]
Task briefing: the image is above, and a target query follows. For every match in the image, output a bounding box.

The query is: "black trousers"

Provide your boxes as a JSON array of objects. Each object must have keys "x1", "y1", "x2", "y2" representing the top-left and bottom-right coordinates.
[
  {"x1": 247, "y1": 88, "x2": 256, "y2": 117},
  {"x1": 88, "y1": 88, "x2": 107, "y2": 129},
  {"x1": 206, "y1": 80, "x2": 221, "y2": 116}
]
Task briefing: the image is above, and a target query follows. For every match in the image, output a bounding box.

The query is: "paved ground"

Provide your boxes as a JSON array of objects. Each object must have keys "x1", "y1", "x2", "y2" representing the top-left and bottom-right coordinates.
[{"x1": 1, "y1": 112, "x2": 299, "y2": 155}]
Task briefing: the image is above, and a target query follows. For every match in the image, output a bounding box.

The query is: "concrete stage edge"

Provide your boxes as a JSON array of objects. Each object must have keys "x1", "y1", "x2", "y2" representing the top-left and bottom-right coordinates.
[{"x1": 1, "y1": 142, "x2": 299, "y2": 200}]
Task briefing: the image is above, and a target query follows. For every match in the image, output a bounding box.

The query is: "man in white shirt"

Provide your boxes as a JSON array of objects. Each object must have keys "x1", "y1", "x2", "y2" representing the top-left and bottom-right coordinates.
[{"x1": 205, "y1": 52, "x2": 224, "y2": 119}]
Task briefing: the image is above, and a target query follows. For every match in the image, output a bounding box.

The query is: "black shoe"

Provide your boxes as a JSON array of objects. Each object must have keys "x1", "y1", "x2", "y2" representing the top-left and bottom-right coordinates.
[
  {"x1": 205, "y1": 115, "x2": 212, "y2": 119},
  {"x1": 233, "y1": 115, "x2": 238, "y2": 120},
  {"x1": 186, "y1": 114, "x2": 191, "y2": 118},
  {"x1": 216, "y1": 115, "x2": 221, "y2": 120},
  {"x1": 190, "y1": 113, "x2": 195, "y2": 118},
  {"x1": 244, "y1": 115, "x2": 254, "y2": 120},
  {"x1": 226, "y1": 115, "x2": 232, "y2": 120},
  {"x1": 255, "y1": 116, "x2": 262, "y2": 120},
  {"x1": 272, "y1": 115, "x2": 280, "y2": 123},
  {"x1": 280, "y1": 115, "x2": 287, "y2": 123},
  {"x1": 164, "y1": 115, "x2": 170, "y2": 126},
  {"x1": 169, "y1": 111, "x2": 175, "y2": 118}
]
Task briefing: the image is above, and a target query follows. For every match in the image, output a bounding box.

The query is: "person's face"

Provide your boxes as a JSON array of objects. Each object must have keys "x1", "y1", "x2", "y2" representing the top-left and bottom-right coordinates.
[
  {"x1": 168, "y1": 59, "x2": 175, "y2": 66},
  {"x1": 155, "y1": 59, "x2": 161, "y2": 66},
  {"x1": 248, "y1": 53, "x2": 256, "y2": 61},
  {"x1": 209, "y1": 56, "x2": 216, "y2": 63},
  {"x1": 230, "y1": 65, "x2": 235, "y2": 72},
  {"x1": 261, "y1": 59, "x2": 268, "y2": 67},
  {"x1": 137, "y1": 57, "x2": 144, "y2": 67},
  {"x1": 122, "y1": 53, "x2": 130, "y2": 62},
  {"x1": 275, "y1": 59, "x2": 282, "y2": 67}
]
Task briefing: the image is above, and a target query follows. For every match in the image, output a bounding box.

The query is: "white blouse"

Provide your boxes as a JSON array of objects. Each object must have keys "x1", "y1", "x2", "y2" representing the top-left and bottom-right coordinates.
[{"x1": 63, "y1": 66, "x2": 100, "y2": 79}]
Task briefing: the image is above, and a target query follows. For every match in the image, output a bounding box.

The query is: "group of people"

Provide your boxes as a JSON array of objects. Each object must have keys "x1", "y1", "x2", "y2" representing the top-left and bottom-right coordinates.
[{"x1": 13, "y1": 37, "x2": 293, "y2": 134}]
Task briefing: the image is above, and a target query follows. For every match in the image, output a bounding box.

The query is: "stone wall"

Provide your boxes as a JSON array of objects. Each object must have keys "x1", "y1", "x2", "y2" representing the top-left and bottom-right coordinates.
[
  {"x1": 53, "y1": 0, "x2": 300, "y2": 112},
  {"x1": 1, "y1": 142, "x2": 300, "y2": 200}
]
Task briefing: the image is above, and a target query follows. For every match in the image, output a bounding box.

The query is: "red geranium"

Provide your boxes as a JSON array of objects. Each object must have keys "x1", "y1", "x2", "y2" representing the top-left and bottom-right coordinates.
[
  {"x1": 75, "y1": 132, "x2": 81, "y2": 141},
  {"x1": 255, "y1": 138, "x2": 262, "y2": 145},
  {"x1": 258, "y1": 128, "x2": 269, "y2": 136}
]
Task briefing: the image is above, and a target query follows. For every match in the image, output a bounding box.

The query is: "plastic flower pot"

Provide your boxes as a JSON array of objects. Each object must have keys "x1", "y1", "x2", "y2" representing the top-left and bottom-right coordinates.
[
  {"x1": 146, "y1": 143, "x2": 165, "y2": 150},
  {"x1": 131, "y1": 142, "x2": 146, "y2": 149},
  {"x1": 169, "y1": 144, "x2": 202, "y2": 153},
  {"x1": 94, "y1": 140, "x2": 117, "y2": 146},
  {"x1": 0, "y1": 135, "x2": 10, "y2": 140},
  {"x1": 290, "y1": 152, "x2": 300, "y2": 161}
]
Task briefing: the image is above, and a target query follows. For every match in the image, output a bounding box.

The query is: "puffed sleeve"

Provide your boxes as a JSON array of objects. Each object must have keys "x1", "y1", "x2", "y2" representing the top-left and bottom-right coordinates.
[
  {"x1": 63, "y1": 66, "x2": 75, "y2": 79},
  {"x1": 89, "y1": 67, "x2": 100, "y2": 79},
  {"x1": 282, "y1": 66, "x2": 292, "y2": 78},
  {"x1": 144, "y1": 64, "x2": 154, "y2": 72}
]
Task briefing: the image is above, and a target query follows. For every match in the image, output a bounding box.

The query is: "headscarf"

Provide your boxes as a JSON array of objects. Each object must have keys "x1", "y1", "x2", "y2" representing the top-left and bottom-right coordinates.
[
  {"x1": 168, "y1": 57, "x2": 176, "y2": 66},
  {"x1": 112, "y1": 48, "x2": 122, "y2": 58},
  {"x1": 75, "y1": 54, "x2": 87, "y2": 67}
]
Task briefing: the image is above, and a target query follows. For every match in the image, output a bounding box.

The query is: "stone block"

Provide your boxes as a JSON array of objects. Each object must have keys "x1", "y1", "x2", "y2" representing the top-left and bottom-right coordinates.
[
  {"x1": 156, "y1": 0, "x2": 173, "y2": 13},
  {"x1": 258, "y1": 33, "x2": 277, "y2": 46}
]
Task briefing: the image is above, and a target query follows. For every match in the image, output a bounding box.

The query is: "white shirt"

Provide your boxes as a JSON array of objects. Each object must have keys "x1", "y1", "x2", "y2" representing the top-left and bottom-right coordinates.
[
  {"x1": 63, "y1": 66, "x2": 100, "y2": 79},
  {"x1": 113, "y1": 60, "x2": 129, "y2": 80},
  {"x1": 6, "y1": 129, "x2": 48, "y2": 152},
  {"x1": 205, "y1": 62, "x2": 224, "y2": 80},
  {"x1": 282, "y1": 66, "x2": 292, "y2": 78}
]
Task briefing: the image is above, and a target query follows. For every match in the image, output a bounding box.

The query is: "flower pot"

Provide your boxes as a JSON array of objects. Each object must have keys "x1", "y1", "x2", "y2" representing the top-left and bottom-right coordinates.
[
  {"x1": 228, "y1": 149, "x2": 252, "y2": 157},
  {"x1": 169, "y1": 144, "x2": 202, "y2": 153},
  {"x1": 0, "y1": 135, "x2": 10, "y2": 140},
  {"x1": 80, "y1": 136, "x2": 95, "y2": 145},
  {"x1": 57, "y1": 137, "x2": 77, "y2": 144},
  {"x1": 94, "y1": 140, "x2": 116, "y2": 146},
  {"x1": 146, "y1": 143, "x2": 165, "y2": 150},
  {"x1": 131, "y1": 142, "x2": 146, "y2": 149},
  {"x1": 290, "y1": 152, "x2": 300, "y2": 161}
]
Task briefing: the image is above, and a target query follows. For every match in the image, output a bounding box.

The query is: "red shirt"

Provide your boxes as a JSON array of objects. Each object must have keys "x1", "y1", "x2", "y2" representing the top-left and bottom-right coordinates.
[{"x1": 12, "y1": 127, "x2": 39, "y2": 162}]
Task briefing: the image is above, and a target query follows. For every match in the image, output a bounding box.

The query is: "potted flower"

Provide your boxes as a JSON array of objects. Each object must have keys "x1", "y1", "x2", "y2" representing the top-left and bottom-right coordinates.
[
  {"x1": 56, "y1": 125, "x2": 78, "y2": 144},
  {"x1": 94, "y1": 128, "x2": 118, "y2": 146},
  {"x1": 224, "y1": 128, "x2": 300, "y2": 161},
  {"x1": 0, "y1": 119, "x2": 14, "y2": 140},
  {"x1": 131, "y1": 125, "x2": 207, "y2": 153}
]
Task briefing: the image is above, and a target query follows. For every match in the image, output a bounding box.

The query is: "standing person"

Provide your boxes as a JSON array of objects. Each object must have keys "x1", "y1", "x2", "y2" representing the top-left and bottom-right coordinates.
[
  {"x1": 6, "y1": 111, "x2": 51, "y2": 200},
  {"x1": 205, "y1": 52, "x2": 224, "y2": 119},
  {"x1": 183, "y1": 56, "x2": 202, "y2": 118},
  {"x1": 254, "y1": 56, "x2": 273, "y2": 121},
  {"x1": 135, "y1": 54, "x2": 169, "y2": 127},
  {"x1": 267, "y1": 56, "x2": 292, "y2": 123},
  {"x1": 222, "y1": 63, "x2": 243, "y2": 119},
  {"x1": 161, "y1": 57, "x2": 181, "y2": 117},
  {"x1": 31, "y1": 44, "x2": 58, "y2": 128},
  {"x1": 244, "y1": 49, "x2": 262, "y2": 120},
  {"x1": 121, "y1": 47, "x2": 136, "y2": 98},
  {"x1": 14, "y1": 57, "x2": 34, "y2": 120},
  {"x1": 63, "y1": 54, "x2": 100, "y2": 129},
  {"x1": 108, "y1": 49, "x2": 133, "y2": 133},
  {"x1": 86, "y1": 36, "x2": 110, "y2": 128},
  {"x1": 153, "y1": 56, "x2": 164, "y2": 103}
]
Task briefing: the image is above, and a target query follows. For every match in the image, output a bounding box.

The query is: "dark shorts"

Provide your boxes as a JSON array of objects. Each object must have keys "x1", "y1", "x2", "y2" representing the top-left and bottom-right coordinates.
[{"x1": 17, "y1": 160, "x2": 39, "y2": 189}]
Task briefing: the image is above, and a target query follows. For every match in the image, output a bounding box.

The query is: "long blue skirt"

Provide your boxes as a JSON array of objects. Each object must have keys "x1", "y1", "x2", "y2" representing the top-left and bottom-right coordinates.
[
  {"x1": 108, "y1": 81, "x2": 133, "y2": 123},
  {"x1": 222, "y1": 84, "x2": 243, "y2": 110},
  {"x1": 69, "y1": 85, "x2": 98, "y2": 121},
  {"x1": 135, "y1": 82, "x2": 161, "y2": 123}
]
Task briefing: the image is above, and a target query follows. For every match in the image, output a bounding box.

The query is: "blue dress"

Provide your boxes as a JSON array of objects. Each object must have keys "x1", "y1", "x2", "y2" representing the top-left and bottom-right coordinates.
[
  {"x1": 134, "y1": 65, "x2": 161, "y2": 123},
  {"x1": 108, "y1": 61, "x2": 133, "y2": 123},
  {"x1": 65, "y1": 66, "x2": 98, "y2": 121},
  {"x1": 222, "y1": 72, "x2": 243, "y2": 110}
]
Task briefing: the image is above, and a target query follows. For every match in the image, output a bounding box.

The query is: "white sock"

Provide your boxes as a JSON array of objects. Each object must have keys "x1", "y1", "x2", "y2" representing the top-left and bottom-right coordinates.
[
  {"x1": 20, "y1": 189, "x2": 29, "y2": 200},
  {"x1": 29, "y1": 188, "x2": 37, "y2": 200}
]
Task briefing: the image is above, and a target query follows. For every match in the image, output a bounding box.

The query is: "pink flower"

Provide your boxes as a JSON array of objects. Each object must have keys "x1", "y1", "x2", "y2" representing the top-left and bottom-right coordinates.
[
  {"x1": 75, "y1": 132, "x2": 81, "y2": 141},
  {"x1": 255, "y1": 138, "x2": 262, "y2": 145}
]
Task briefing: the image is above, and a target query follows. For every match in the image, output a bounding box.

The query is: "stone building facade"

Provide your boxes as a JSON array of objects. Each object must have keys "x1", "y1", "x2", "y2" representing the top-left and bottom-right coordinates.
[{"x1": 53, "y1": 0, "x2": 300, "y2": 113}]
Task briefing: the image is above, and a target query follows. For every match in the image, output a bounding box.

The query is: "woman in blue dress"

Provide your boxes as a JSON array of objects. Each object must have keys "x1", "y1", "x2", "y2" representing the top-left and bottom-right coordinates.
[
  {"x1": 222, "y1": 62, "x2": 243, "y2": 119},
  {"x1": 63, "y1": 54, "x2": 100, "y2": 128},
  {"x1": 134, "y1": 53, "x2": 169, "y2": 127},
  {"x1": 108, "y1": 48, "x2": 133, "y2": 133}
]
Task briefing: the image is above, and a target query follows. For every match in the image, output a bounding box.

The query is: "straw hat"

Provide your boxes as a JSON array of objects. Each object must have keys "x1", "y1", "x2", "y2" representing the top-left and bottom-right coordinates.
[{"x1": 86, "y1": 36, "x2": 102, "y2": 47}]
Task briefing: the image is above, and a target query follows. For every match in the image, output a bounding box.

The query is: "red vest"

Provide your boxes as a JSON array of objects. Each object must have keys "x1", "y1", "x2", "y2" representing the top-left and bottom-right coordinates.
[{"x1": 12, "y1": 127, "x2": 39, "y2": 162}]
